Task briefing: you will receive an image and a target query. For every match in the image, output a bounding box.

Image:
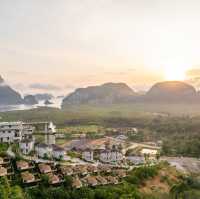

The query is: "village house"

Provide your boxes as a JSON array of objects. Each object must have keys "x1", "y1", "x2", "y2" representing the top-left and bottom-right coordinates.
[
  {"x1": 72, "y1": 177, "x2": 82, "y2": 189},
  {"x1": 21, "y1": 171, "x2": 35, "y2": 183},
  {"x1": 38, "y1": 163, "x2": 52, "y2": 174},
  {"x1": 82, "y1": 148, "x2": 94, "y2": 162},
  {"x1": 19, "y1": 139, "x2": 34, "y2": 155},
  {"x1": 0, "y1": 166, "x2": 7, "y2": 177}
]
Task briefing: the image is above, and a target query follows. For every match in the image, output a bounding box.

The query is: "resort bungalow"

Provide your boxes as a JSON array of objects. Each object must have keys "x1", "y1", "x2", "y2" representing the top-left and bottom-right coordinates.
[
  {"x1": 60, "y1": 165, "x2": 73, "y2": 176},
  {"x1": 73, "y1": 165, "x2": 88, "y2": 176},
  {"x1": 98, "y1": 164, "x2": 112, "y2": 173},
  {"x1": 47, "y1": 173, "x2": 61, "y2": 185},
  {"x1": 106, "y1": 176, "x2": 118, "y2": 185},
  {"x1": 83, "y1": 176, "x2": 98, "y2": 187},
  {"x1": 87, "y1": 165, "x2": 97, "y2": 174},
  {"x1": 38, "y1": 163, "x2": 52, "y2": 174},
  {"x1": 72, "y1": 177, "x2": 82, "y2": 189},
  {"x1": 16, "y1": 160, "x2": 30, "y2": 171},
  {"x1": 21, "y1": 172, "x2": 35, "y2": 184},
  {"x1": 0, "y1": 166, "x2": 7, "y2": 177},
  {"x1": 96, "y1": 175, "x2": 108, "y2": 185},
  {"x1": 113, "y1": 169, "x2": 127, "y2": 178}
]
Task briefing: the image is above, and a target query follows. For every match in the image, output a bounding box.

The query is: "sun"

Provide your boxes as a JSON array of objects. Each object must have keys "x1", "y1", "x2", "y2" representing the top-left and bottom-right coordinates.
[
  {"x1": 165, "y1": 67, "x2": 186, "y2": 81},
  {"x1": 164, "y1": 61, "x2": 190, "y2": 81}
]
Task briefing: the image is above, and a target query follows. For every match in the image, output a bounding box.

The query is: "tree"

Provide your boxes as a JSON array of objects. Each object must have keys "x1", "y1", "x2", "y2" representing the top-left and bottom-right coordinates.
[
  {"x1": 170, "y1": 182, "x2": 189, "y2": 199},
  {"x1": 10, "y1": 186, "x2": 24, "y2": 199}
]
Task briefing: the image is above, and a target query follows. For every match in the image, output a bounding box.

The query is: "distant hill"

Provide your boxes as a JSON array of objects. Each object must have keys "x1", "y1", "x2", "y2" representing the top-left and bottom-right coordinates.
[
  {"x1": 34, "y1": 93, "x2": 54, "y2": 101},
  {"x1": 24, "y1": 95, "x2": 38, "y2": 105},
  {"x1": 0, "y1": 76, "x2": 24, "y2": 105},
  {"x1": 62, "y1": 82, "x2": 137, "y2": 107},
  {"x1": 144, "y1": 81, "x2": 199, "y2": 103},
  {"x1": 62, "y1": 81, "x2": 200, "y2": 108}
]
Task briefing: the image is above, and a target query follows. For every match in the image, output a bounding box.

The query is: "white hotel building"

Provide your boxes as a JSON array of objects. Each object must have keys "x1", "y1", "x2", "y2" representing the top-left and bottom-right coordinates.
[{"x1": 0, "y1": 122, "x2": 34, "y2": 143}]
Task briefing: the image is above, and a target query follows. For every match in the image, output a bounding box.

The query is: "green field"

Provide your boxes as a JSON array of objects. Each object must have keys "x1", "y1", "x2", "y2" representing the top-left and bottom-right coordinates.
[{"x1": 0, "y1": 103, "x2": 200, "y2": 127}]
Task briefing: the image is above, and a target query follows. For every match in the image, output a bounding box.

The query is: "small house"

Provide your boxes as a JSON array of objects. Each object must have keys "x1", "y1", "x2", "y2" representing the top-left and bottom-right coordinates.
[
  {"x1": 72, "y1": 177, "x2": 82, "y2": 189},
  {"x1": 96, "y1": 175, "x2": 107, "y2": 185},
  {"x1": 0, "y1": 166, "x2": 7, "y2": 177},
  {"x1": 60, "y1": 166, "x2": 73, "y2": 176},
  {"x1": 38, "y1": 163, "x2": 52, "y2": 174},
  {"x1": 16, "y1": 160, "x2": 29, "y2": 171},
  {"x1": 21, "y1": 172, "x2": 35, "y2": 183}
]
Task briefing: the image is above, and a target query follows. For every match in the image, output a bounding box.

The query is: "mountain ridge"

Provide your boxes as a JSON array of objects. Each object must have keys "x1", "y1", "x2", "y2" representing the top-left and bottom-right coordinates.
[{"x1": 62, "y1": 81, "x2": 200, "y2": 108}]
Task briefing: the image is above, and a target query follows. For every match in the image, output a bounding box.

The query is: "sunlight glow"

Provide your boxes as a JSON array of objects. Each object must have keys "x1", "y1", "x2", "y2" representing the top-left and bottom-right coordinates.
[
  {"x1": 165, "y1": 67, "x2": 186, "y2": 81},
  {"x1": 163, "y1": 60, "x2": 190, "y2": 81}
]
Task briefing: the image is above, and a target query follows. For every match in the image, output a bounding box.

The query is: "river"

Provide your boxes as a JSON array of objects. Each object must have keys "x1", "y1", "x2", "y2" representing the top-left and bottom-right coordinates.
[{"x1": 0, "y1": 98, "x2": 63, "y2": 112}]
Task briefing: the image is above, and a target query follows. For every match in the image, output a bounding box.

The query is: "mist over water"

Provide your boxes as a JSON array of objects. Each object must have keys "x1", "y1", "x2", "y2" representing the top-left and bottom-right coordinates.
[{"x1": 0, "y1": 97, "x2": 63, "y2": 112}]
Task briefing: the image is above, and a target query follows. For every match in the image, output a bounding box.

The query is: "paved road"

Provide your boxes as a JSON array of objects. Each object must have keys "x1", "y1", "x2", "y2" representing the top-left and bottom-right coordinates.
[{"x1": 7, "y1": 146, "x2": 15, "y2": 158}]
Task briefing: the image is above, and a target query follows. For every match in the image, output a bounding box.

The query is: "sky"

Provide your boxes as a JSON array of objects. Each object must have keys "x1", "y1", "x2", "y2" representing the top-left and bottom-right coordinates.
[{"x1": 1, "y1": 0, "x2": 200, "y2": 95}]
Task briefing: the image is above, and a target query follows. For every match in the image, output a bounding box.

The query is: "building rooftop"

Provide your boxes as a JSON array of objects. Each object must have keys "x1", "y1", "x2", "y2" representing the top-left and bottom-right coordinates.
[
  {"x1": 107, "y1": 176, "x2": 118, "y2": 184},
  {"x1": 47, "y1": 173, "x2": 60, "y2": 184},
  {"x1": 72, "y1": 177, "x2": 82, "y2": 188},
  {"x1": 73, "y1": 165, "x2": 87, "y2": 174},
  {"x1": 96, "y1": 175, "x2": 107, "y2": 185},
  {"x1": 83, "y1": 176, "x2": 98, "y2": 186},
  {"x1": 21, "y1": 171, "x2": 35, "y2": 183},
  {"x1": 114, "y1": 169, "x2": 127, "y2": 178},
  {"x1": 60, "y1": 166, "x2": 73, "y2": 176},
  {"x1": 0, "y1": 166, "x2": 7, "y2": 176},
  {"x1": 38, "y1": 163, "x2": 51, "y2": 174},
  {"x1": 16, "y1": 160, "x2": 29, "y2": 170},
  {"x1": 87, "y1": 165, "x2": 97, "y2": 173}
]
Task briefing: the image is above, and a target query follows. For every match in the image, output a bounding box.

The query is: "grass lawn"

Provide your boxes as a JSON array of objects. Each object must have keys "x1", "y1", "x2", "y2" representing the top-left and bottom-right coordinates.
[{"x1": 0, "y1": 143, "x2": 9, "y2": 152}]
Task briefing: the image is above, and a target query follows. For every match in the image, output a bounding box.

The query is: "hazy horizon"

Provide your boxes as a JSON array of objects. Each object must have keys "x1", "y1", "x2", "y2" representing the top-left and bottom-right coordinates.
[{"x1": 1, "y1": 0, "x2": 200, "y2": 95}]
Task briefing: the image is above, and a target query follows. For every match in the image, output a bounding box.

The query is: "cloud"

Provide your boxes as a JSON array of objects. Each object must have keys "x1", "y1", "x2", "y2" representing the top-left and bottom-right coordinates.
[
  {"x1": 65, "y1": 84, "x2": 76, "y2": 89},
  {"x1": 29, "y1": 83, "x2": 62, "y2": 91}
]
